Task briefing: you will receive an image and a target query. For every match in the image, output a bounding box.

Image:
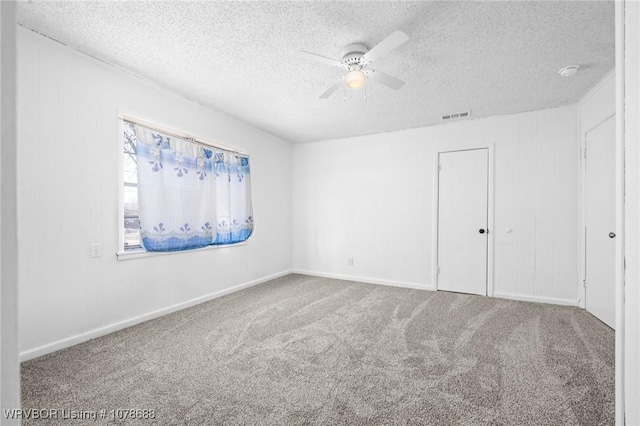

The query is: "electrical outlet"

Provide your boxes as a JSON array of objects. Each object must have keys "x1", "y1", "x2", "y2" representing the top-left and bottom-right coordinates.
[
  {"x1": 90, "y1": 243, "x2": 102, "y2": 258},
  {"x1": 348, "y1": 258, "x2": 354, "y2": 266}
]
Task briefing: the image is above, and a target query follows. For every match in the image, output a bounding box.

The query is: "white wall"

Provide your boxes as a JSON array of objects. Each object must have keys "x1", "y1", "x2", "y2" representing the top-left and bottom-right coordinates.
[
  {"x1": 579, "y1": 74, "x2": 615, "y2": 133},
  {"x1": 293, "y1": 106, "x2": 580, "y2": 305},
  {"x1": 1, "y1": 1, "x2": 20, "y2": 421},
  {"x1": 16, "y1": 27, "x2": 292, "y2": 359}
]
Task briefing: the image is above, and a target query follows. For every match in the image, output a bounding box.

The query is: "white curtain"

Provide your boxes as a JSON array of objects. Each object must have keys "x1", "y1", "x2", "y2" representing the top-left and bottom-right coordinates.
[
  {"x1": 129, "y1": 121, "x2": 253, "y2": 252},
  {"x1": 212, "y1": 152, "x2": 254, "y2": 244}
]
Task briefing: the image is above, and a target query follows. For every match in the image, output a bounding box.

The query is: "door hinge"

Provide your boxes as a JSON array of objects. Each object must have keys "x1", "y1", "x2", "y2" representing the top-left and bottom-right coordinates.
[
  {"x1": 438, "y1": 164, "x2": 441, "y2": 172},
  {"x1": 583, "y1": 278, "x2": 586, "y2": 288},
  {"x1": 437, "y1": 266, "x2": 440, "y2": 274},
  {"x1": 583, "y1": 147, "x2": 587, "y2": 159}
]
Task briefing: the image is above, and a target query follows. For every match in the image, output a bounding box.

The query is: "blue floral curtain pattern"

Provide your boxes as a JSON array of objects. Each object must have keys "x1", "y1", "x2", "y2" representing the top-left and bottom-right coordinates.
[
  {"x1": 128, "y1": 121, "x2": 253, "y2": 252},
  {"x1": 213, "y1": 154, "x2": 253, "y2": 244}
]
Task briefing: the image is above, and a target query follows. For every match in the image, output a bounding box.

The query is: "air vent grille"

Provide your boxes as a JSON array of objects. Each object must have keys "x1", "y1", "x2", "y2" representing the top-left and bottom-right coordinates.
[{"x1": 442, "y1": 111, "x2": 471, "y2": 121}]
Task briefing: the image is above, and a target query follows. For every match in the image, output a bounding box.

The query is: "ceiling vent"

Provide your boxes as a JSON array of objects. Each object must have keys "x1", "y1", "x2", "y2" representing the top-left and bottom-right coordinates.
[{"x1": 442, "y1": 111, "x2": 471, "y2": 121}]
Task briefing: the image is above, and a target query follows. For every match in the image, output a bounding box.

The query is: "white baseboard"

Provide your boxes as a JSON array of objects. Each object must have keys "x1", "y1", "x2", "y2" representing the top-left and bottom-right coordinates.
[
  {"x1": 20, "y1": 269, "x2": 293, "y2": 362},
  {"x1": 294, "y1": 270, "x2": 577, "y2": 306},
  {"x1": 493, "y1": 292, "x2": 579, "y2": 307},
  {"x1": 22, "y1": 271, "x2": 578, "y2": 362},
  {"x1": 293, "y1": 269, "x2": 434, "y2": 291}
]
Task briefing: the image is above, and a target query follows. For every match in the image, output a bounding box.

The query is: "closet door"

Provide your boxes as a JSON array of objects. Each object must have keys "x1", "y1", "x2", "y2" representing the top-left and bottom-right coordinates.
[
  {"x1": 436, "y1": 148, "x2": 489, "y2": 296},
  {"x1": 585, "y1": 115, "x2": 616, "y2": 329}
]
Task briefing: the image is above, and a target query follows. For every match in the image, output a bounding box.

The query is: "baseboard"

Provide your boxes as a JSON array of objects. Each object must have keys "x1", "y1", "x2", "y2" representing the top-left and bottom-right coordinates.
[
  {"x1": 20, "y1": 269, "x2": 293, "y2": 362},
  {"x1": 493, "y1": 292, "x2": 579, "y2": 307},
  {"x1": 295, "y1": 270, "x2": 577, "y2": 307},
  {"x1": 293, "y1": 269, "x2": 434, "y2": 291}
]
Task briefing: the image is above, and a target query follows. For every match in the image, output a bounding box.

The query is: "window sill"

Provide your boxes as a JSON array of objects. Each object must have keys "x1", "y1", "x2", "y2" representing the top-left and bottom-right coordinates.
[{"x1": 116, "y1": 241, "x2": 248, "y2": 261}]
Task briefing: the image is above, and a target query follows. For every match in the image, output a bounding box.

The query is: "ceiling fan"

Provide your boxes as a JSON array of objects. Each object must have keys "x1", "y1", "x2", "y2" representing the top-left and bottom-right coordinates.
[{"x1": 300, "y1": 30, "x2": 409, "y2": 99}]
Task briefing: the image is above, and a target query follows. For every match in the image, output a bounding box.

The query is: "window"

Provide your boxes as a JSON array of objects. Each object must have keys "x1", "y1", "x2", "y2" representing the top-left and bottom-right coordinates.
[
  {"x1": 121, "y1": 118, "x2": 254, "y2": 253},
  {"x1": 123, "y1": 124, "x2": 141, "y2": 250}
]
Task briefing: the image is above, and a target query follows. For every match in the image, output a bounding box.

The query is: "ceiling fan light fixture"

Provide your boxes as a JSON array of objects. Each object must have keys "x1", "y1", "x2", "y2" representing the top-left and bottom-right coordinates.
[
  {"x1": 558, "y1": 65, "x2": 580, "y2": 78},
  {"x1": 301, "y1": 30, "x2": 408, "y2": 98},
  {"x1": 345, "y1": 68, "x2": 366, "y2": 90}
]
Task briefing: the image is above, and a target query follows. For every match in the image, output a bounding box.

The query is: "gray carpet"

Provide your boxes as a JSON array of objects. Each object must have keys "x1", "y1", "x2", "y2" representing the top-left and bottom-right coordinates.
[{"x1": 22, "y1": 274, "x2": 614, "y2": 425}]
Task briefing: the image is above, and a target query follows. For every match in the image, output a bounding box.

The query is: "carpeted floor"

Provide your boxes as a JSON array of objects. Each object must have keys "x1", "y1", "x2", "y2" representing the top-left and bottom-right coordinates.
[{"x1": 22, "y1": 274, "x2": 614, "y2": 425}]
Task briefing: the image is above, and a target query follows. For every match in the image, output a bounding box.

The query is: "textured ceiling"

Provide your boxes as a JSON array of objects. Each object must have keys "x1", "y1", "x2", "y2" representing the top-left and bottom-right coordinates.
[{"x1": 17, "y1": 1, "x2": 615, "y2": 143}]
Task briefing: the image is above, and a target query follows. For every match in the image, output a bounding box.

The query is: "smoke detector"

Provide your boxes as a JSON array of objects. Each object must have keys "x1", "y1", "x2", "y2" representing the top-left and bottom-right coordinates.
[{"x1": 559, "y1": 65, "x2": 580, "y2": 78}]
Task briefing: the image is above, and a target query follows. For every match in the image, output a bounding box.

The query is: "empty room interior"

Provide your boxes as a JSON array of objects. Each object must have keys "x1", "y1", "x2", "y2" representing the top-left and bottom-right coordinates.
[{"x1": 1, "y1": 1, "x2": 639, "y2": 425}]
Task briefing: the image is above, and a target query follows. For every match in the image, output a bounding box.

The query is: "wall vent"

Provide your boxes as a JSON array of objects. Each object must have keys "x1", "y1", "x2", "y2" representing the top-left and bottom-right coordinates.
[{"x1": 442, "y1": 111, "x2": 471, "y2": 121}]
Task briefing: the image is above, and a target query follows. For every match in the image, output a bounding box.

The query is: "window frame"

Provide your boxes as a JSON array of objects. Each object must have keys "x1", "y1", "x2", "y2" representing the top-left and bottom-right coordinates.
[{"x1": 116, "y1": 113, "x2": 253, "y2": 261}]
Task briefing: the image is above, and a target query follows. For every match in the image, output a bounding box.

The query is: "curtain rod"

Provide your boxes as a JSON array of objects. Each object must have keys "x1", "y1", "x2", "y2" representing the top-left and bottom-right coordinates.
[{"x1": 119, "y1": 115, "x2": 248, "y2": 156}]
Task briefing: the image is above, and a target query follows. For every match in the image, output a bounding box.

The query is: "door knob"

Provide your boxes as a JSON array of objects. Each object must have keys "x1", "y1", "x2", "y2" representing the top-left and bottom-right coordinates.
[
  {"x1": 609, "y1": 232, "x2": 616, "y2": 239},
  {"x1": 479, "y1": 229, "x2": 486, "y2": 234}
]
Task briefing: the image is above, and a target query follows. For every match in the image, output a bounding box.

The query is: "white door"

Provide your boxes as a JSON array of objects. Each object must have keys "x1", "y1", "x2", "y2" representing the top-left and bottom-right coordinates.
[
  {"x1": 585, "y1": 115, "x2": 616, "y2": 329},
  {"x1": 437, "y1": 148, "x2": 489, "y2": 296}
]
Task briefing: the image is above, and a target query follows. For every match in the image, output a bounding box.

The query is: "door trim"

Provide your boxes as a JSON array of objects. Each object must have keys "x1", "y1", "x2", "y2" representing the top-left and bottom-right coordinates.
[{"x1": 432, "y1": 143, "x2": 495, "y2": 296}]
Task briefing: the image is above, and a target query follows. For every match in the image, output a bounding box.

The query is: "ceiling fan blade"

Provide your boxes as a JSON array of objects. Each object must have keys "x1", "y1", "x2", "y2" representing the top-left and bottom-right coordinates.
[
  {"x1": 362, "y1": 30, "x2": 409, "y2": 63},
  {"x1": 300, "y1": 51, "x2": 344, "y2": 68},
  {"x1": 319, "y1": 78, "x2": 344, "y2": 99},
  {"x1": 367, "y1": 70, "x2": 405, "y2": 90}
]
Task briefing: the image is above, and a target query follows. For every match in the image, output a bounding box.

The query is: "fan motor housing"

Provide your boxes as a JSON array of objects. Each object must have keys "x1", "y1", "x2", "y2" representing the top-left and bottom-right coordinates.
[{"x1": 341, "y1": 43, "x2": 368, "y2": 67}]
